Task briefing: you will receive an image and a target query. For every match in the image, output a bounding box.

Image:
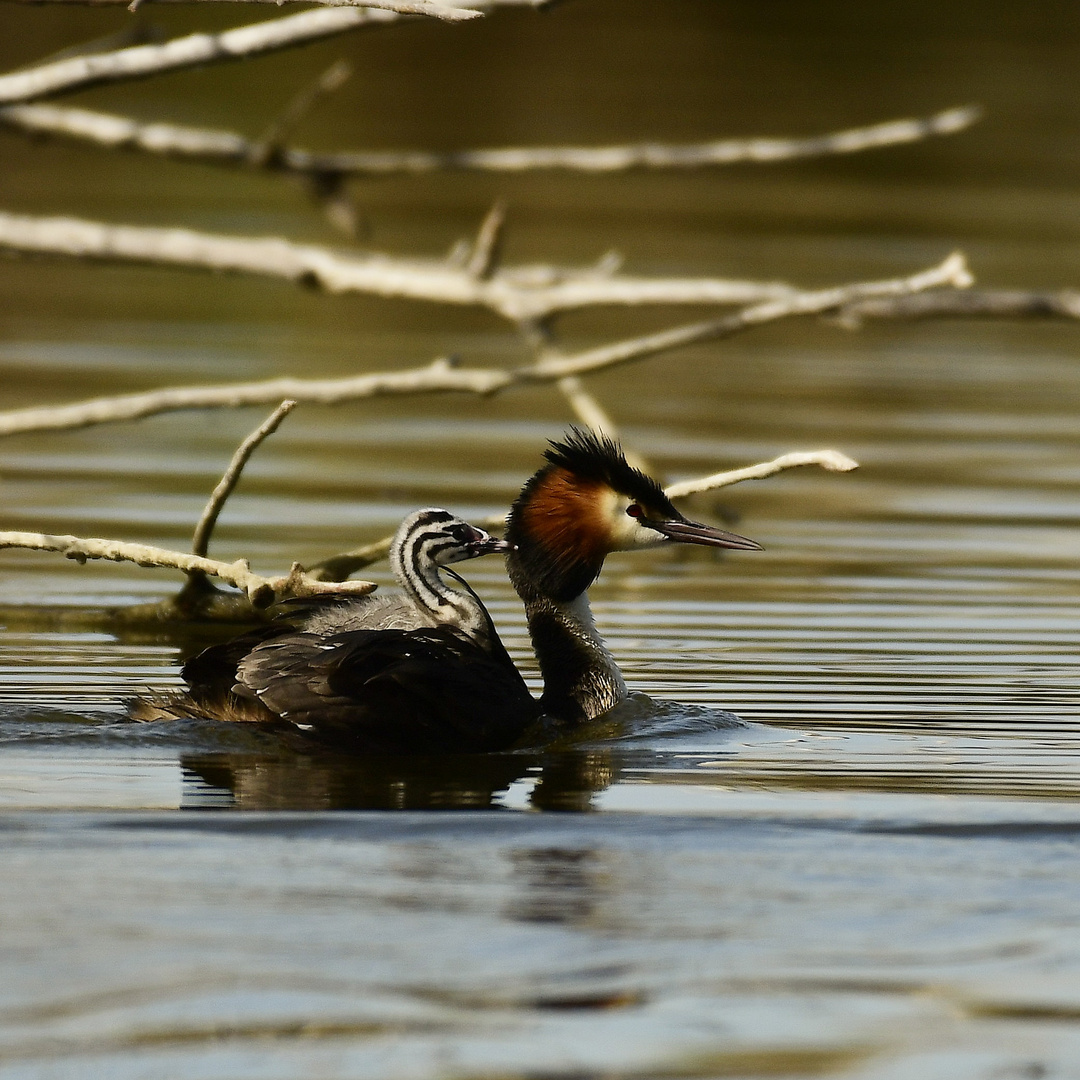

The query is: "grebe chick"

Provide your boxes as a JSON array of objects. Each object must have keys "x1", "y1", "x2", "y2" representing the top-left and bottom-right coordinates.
[{"x1": 151, "y1": 509, "x2": 534, "y2": 752}]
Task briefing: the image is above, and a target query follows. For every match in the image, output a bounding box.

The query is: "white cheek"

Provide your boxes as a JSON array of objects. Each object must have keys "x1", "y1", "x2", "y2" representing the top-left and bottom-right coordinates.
[{"x1": 607, "y1": 499, "x2": 668, "y2": 551}]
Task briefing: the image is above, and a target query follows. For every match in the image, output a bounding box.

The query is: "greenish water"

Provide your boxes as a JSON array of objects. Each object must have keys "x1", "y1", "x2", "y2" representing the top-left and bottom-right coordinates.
[{"x1": 1, "y1": 2, "x2": 1080, "y2": 1077}]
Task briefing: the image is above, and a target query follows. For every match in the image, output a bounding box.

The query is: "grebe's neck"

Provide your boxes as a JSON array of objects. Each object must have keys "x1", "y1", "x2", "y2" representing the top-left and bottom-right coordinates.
[
  {"x1": 391, "y1": 520, "x2": 493, "y2": 647},
  {"x1": 515, "y1": 583, "x2": 628, "y2": 725}
]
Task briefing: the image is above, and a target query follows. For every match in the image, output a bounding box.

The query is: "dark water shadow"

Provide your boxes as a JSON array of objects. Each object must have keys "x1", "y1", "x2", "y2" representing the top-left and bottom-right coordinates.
[
  {"x1": 178, "y1": 694, "x2": 758, "y2": 811},
  {"x1": 180, "y1": 746, "x2": 633, "y2": 812}
]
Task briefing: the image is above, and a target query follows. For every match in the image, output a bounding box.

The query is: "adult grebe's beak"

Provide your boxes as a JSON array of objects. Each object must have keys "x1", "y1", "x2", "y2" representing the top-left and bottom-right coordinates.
[{"x1": 642, "y1": 515, "x2": 763, "y2": 551}]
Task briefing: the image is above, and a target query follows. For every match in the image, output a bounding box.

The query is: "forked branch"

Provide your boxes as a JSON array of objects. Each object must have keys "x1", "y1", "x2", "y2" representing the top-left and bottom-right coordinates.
[
  {"x1": 0, "y1": 254, "x2": 971, "y2": 439},
  {"x1": 0, "y1": 210, "x2": 800, "y2": 321}
]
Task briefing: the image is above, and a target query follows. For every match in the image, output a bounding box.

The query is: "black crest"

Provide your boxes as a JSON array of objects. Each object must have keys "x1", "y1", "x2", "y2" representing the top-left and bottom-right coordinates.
[{"x1": 544, "y1": 428, "x2": 677, "y2": 516}]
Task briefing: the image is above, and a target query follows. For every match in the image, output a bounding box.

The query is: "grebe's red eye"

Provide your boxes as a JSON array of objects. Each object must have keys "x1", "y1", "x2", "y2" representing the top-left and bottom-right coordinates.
[{"x1": 626, "y1": 504, "x2": 642, "y2": 518}]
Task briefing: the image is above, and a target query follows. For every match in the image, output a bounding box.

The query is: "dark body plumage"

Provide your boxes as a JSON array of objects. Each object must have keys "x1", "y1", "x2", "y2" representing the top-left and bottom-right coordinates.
[{"x1": 144, "y1": 509, "x2": 538, "y2": 752}]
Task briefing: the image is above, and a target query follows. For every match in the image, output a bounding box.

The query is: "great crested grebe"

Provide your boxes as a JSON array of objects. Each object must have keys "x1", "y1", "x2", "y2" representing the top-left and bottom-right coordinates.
[
  {"x1": 503, "y1": 428, "x2": 762, "y2": 726},
  {"x1": 158, "y1": 432, "x2": 761, "y2": 751}
]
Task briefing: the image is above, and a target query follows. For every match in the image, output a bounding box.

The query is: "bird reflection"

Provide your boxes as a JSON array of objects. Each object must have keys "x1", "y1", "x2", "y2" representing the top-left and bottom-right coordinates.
[
  {"x1": 180, "y1": 746, "x2": 620, "y2": 811},
  {"x1": 507, "y1": 846, "x2": 601, "y2": 925}
]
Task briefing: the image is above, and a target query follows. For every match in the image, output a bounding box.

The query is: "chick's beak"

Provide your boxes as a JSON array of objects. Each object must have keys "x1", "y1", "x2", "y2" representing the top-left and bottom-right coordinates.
[
  {"x1": 643, "y1": 516, "x2": 763, "y2": 551},
  {"x1": 466, "y1": 529, "x2": 515, "y2": 557}
]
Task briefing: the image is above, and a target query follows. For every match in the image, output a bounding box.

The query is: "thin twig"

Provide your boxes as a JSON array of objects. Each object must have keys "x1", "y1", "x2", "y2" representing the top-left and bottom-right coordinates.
[
  {"x1": 0, "y1": 255, "x2": 971, "y2": 439},
  {"x1": 553, "y1": 376, "x2": 653, "y2": 473},
  {"x1": 0, "y1": 211, "x2": 804, "y2": 321},
  {"x1": 665, "y1": 450, "x2": 859, "y2": 498},
  {"x1": 833, "y1": 288, "x2": 1080, "y2": 328},
  {"x1": 252, "y1": 60, "x2": 352, "y2": 166},
  {"x1": 0, "y1": 105, "x2": 980, "y2": 177},
  {"x1": 191, "y1": 400, "x2": 297, "y2": 559},
  {"x1": 0, "y1": 6, "x2": 479, "y2": 106},
  {"x1": 465, "y1": 201, "x2": 506, "y2": 281},
  {"x1": 0, "y1": 532, "x2": 375, "y2": 607}
]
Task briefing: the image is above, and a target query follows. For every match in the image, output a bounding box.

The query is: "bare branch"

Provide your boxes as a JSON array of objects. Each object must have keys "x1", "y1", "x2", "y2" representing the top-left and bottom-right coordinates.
[
  {"x1": 833, "y1": 288, "x2": 1080, "y2": 328},
  {"x1": 308, "y1": 535, "x2": 398, "y2": 581},
  {"x1": 3, "y1": 258, "x2": 971, "y2": 431},
  {"x1": 0, "y1": 211, "x2": 801, "y2": 321},
  {"x1": 191, "y1": 400, "x2": 297, "y2": 560},
  {"x1": 302, "y1": 105, "x2": 983, "y2": 173},
  {"x1": 556, "y1": 376, "x2": 619, "y2": 438},
  {"x1": 554, "y1": 375, "x2": 652, "y2": 473},
  {"x1": 0, "y1": 105, "x2": 980, "y2": 178},
  {"x1": 0, "y1": 360, "x2": 504, "y2": 437},
  {"x1": 0, "y1": 6, "x2": 479, "y2": 106},
  {"x1": 0, "y1": 532, "x2": 375, "y2": 607},
  {"x1": 665, "y1": 450, "x2": 859, "y2": 499},
  {"x1": 465, "y1": 201, "x2": 506, "y2": 281},
  {"x1": 0, "y1": 255, "x2": 970, "y2": 439},
  {"x1": 524, "y1": 252, "x2": 973, "y2": 381}
]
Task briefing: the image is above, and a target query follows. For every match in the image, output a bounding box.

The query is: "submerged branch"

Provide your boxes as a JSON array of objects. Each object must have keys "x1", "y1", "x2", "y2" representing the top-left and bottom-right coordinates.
[
  {"x1": 0, "y1": 531, "x2": 375, "y2": 607},
  {"x1": 0, "y1": 254, "x2": 971, "y2": 438},
  {"x1": 0, "y1": 105, "x2": 979, "y2": 177},
  {"x1": 0, "y1": 211, "x2": 800, "y2": 321}
]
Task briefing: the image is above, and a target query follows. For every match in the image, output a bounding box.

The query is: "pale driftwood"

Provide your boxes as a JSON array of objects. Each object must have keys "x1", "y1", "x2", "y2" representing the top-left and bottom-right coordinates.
[
  {"x1": 190, "y1": 400, "x2": 297, "y2": 560},
  {"x1": 556, "y1": 376, "x2": 620, "y2": 440},
  {"x1": 0, "y1": 254, "x2": 971, "y2": 439},
  {"x1": 0, "y1": 105, "x2": 980, "y2": 178},
  {"x1": 0, "y1": 532, "x2": 375, "y2": 606},
  {"x1": 0, "y1": 6, "x2": 479, "y2": 107},
  {"x1": 0, "y1": 211, "x2": 801, "y2": 322},
  {"x1": 833, "y1": 288, "x2": 1080, "y2": 328},
  {"x1": 665, "y1": 450, "x2": 859, "y2": 498}
]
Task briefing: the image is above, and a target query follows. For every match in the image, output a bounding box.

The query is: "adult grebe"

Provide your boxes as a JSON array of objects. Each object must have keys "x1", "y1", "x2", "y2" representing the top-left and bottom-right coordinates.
[{"x1": 504, "y1": 428, "x2": 762, "y2": 727}]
